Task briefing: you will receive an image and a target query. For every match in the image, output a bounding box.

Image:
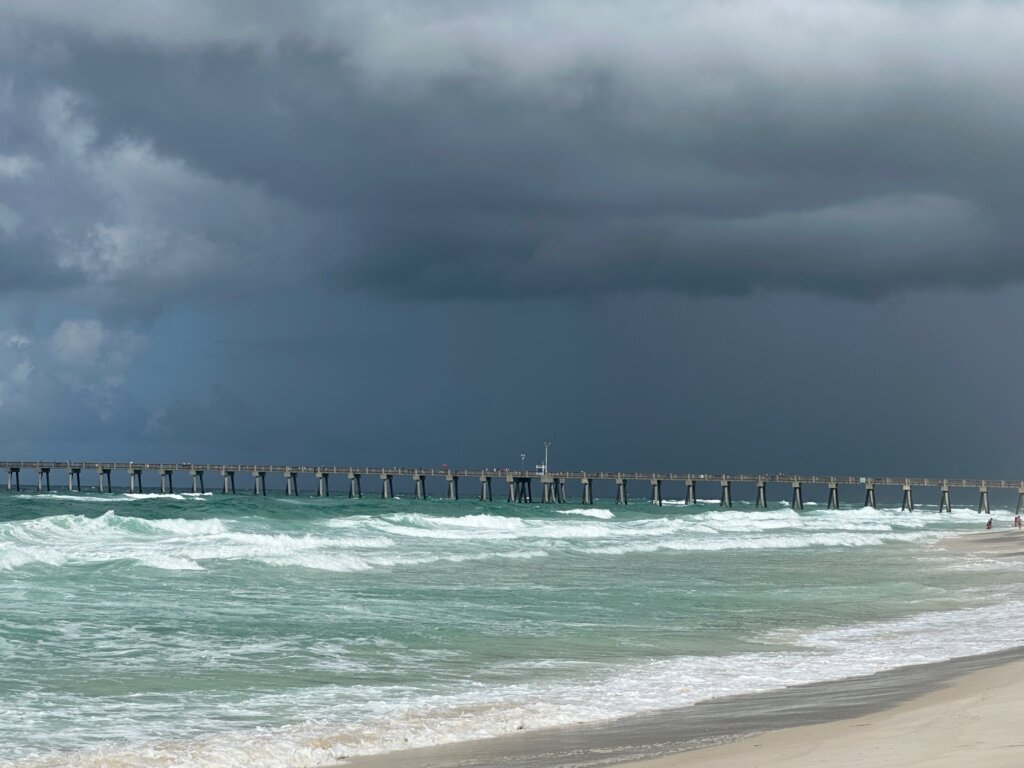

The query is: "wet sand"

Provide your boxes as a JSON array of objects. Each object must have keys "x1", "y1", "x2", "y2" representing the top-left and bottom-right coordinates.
[
  {"x1": 343, "y1": 530, "x2": 1024, "y2": 768},
  {"x1": 938, "y1": 527, "x2": 1024, "y2": 557}
]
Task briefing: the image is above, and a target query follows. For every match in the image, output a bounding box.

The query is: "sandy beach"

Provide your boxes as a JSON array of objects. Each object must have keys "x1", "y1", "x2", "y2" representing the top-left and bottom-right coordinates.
[
  {"x1": 621, "y1": 657, "x2": 1024, "y2": 768},
  {"x1": 344, "y1": 529, "x2": 1024, "y2": 768}
]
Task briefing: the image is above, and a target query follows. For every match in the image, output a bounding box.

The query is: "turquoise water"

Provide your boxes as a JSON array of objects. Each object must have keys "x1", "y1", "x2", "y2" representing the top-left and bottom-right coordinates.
[{"x1": 2, "y1": 491, "x2": 1022, "y2": 766}]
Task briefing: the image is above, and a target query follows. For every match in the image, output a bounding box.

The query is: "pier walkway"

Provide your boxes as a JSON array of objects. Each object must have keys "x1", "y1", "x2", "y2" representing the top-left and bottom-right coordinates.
[{"x1": 0, "y1": 461, "x2": 1020, "y2": 512}]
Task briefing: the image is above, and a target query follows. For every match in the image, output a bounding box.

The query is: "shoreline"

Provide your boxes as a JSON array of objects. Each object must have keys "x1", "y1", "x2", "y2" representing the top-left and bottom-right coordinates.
[
  {"x1": 341, "y1": 648, "x2": 1024, "y2": 768},
  {"x1": 624, "y1": 654, "x2": 1024, "y2": 768},
  {"x1": 343, "y1": 529, "x2": 1024, "y2": 768}
]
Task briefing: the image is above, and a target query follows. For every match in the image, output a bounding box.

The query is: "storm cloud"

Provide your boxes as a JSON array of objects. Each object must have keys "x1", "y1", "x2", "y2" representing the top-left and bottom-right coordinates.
[{"x1": 1, "y1": 0, "x2": 1023, "y2": 308}]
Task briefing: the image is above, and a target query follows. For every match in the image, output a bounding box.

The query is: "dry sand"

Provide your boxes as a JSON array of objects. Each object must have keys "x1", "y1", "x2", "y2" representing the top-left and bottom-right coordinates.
[{"x1": 620, "y1": 658, "x2": 1024, "y2": 768}]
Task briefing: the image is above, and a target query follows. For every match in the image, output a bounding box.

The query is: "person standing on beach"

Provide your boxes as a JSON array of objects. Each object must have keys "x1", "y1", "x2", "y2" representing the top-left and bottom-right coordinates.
[
  {"x1": 986, "y1": 517, "x2": 994, "y2": 530},
  {"x1": 1015, "y1": 515, "x2": 1022, "y2": 530}
]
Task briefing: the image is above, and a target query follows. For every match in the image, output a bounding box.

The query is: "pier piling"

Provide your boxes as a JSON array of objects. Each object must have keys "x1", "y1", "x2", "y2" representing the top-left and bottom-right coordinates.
[
  {"x1": 348, "y1": 472, "x2": 362, "y2": 499},
  {"x1": 447, "y1": 474, "x2": 458, "y2": 500},
  {"x1": 650, "y1": 478, "x2": 663, "y2": 506},
  {"x1": 581, "y1": 477, "x2": 593, "y2": 505},
  {"x1": 380, "y1": 473, "x2": 394, "y2": 499},
  {"x1": 509, "y1": 476, "x2": 532, "y2": 503},
  {"x1": 161, "y1": 469, "x2": 174, "y2": 494},
  {"x1": 68, "y1": 467, "x2": 81, "y2": 492},
  {"x1": 864, "y1": 481, "x2": 876, "y2": 509},
  {"x1": 192, "y1": 470, "x2": 205, "y2": 494},
  {"x1": 129, "y1": 468, "x2": 143, "y2": 494},
  {"x1": 827, "y1": 480, "x2": 840, "y2": 510},
  {"x1": 6, "y1": 468, "x2": 19, "y2": 492},
  {"x1": 542, "y1": 475, "x2": 557, "y2": 503},
  {"x1": 284, "y1": 470, "x2": 298, "y2": 496},
  {"x1": 414, "y1": 474, "x2": 427, "y2": 500},
  {"x1": 939, "y1": 481, "x2": 952, "y2": 513},
  {"x1": 251, "y1": 470, "x2": 266, "y2": 496},
  {"x1": 685, "y1": 478, "x2": 696, "y2": 504},
  {"x1": 37, "y1": 467, "x2": 50, "y2": 493},
  {"x1": 479, "y1": 475, "x2": 492, "y2": 501},
  {"x1": 755, "y1": 478, "x2": 767, "y2": 508},
  {"x1": 222, "y1": 470, "x2": 236, "y2": 494},
  {"x1": 978, "y1": 482, "x2": 990, "y2": 514},
  {"x1": 901, "y1": 482, "x2": 914, "y2": 511},
  {"x1": 720, "y1": 479, "x2": 732, "y2": 507},
  {"x1": 615, "y1": 477, "x2": 628, "y2": 505},
  {"x1": 317, "y1": 472, "x2": 329, "y2": 497},
  {"x1": 791, "y1": 481, "x2": 804, "y2": 511}
]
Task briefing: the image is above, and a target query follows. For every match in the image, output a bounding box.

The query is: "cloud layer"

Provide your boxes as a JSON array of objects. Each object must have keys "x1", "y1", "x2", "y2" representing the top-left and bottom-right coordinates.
[{"x1": 2, "y1": 1, "x2": 1023, "y2": 310}]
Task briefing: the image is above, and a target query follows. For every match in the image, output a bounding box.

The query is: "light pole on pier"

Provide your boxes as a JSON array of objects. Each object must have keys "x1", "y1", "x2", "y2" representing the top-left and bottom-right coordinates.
[{"x1": 544, "y1": 442, "x2": 550, "y2": 475}]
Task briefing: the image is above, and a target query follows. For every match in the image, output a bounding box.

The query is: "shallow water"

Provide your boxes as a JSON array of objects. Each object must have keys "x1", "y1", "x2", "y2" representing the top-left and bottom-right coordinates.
[{"x1": 1, "y1": 492, "x2": 1019, "y2": 766}]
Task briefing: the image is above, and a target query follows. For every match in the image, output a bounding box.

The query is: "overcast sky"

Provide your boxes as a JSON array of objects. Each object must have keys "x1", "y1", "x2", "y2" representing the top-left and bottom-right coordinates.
[{"x1": 1, "y1": 0, "x2": 1023, "y2": 479}]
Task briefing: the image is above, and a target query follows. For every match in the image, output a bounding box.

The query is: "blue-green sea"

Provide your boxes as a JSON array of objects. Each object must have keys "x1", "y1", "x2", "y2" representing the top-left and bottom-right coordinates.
[{"x1": 2, "y1": 489, "x2": 1022, "y2": 766}]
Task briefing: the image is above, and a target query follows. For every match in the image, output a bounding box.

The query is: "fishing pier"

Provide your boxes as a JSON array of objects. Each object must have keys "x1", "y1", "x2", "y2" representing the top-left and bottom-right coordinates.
[{"x1": 0, "y1": 461, "x2": 1020, "y2": 512}]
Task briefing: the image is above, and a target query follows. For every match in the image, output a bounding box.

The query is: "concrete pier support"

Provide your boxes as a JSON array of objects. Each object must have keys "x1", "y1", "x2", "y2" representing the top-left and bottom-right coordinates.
[
  {"x1": 939, "y1": 481, "x2": 952, "y2": 513},
  {"x1": 615, "y1": 477, "x2": 628, "y2": 505},
  {"x1": 380, "y1": 473, "x2": 394, "y2": 499},
  {"x1": 827, "y1": 481, "x2": 840, "y2": 510},
  {"x1": 864, "y1": 481, "x2": 876, "y2": 509},
  {"x1": 755, "y1": 479, "x2": 768, "y2": 508},
  {"x1": 720, "y1": 479, "x2": 732, "y2": 507},
  {"x1": 348, "y1": 472, "x2": 362, "y2": 499},
  {"x1": 414, "y1": 474, "x2": 427, "y2": 500},
  {"x1": 7, "y1": 468, "x2": 19, "y2": 492},
  {"x1": 978, "y1": 482, "x2": 990, "y2": 514},
  {"x1": 192, "y1": 470, "x2": 206, "y2": 494},
  {"x1": 1017, "y1": 483, "x2": 1024, "y2": 514},
  {"x1": 38, "y1": 467, "x2": 50, "y2": 493},
  {"x1": 222, "y1": 470, "x2": 236, "y2": 494},
  {"x1": 98, "y1": 467, "x2": 113, "y2": 493},
  {"x1": 685, "y1": 478, "x2": 696, "y2": 504},
  {"x1": 508, "y1": 476, "x2": 532, "y2": 503},
  {"x1": 650, "y1": 478, "x2": 663, "y2": 506},
  {"x1": 251, "y1": 471, "x2": 266, "y2": 496},
  {"x1": 901, "y1": 482, "x2": 914, "y2": 511},
  {"x1": 129, "y1": 468, "x2": 143, "y2": 494},
  {"x1": 581, "y1": 477, "x2": 593, "y2": 505},
  {"x1": 447, "y1": 474, "x2": 459, "y2": 500},
  {"x1": 791, "y1": 481, "x2": 804, "y2": 511},
  {"x1": 317, "y1": 472, "x2": 330, "y2": 498},
  {"x1": 162, "y1": 470, "x2": 174, "y2": 495},
  {"x1": 284, "y1": 471, "x2": 298, "y2": 496},
  {"x1": 479, "y1": 475, "x2": 492, "y2": 501},
  {"x1": 542, "y1": 475, "x2": 557, "y2": 503},
  {"x1": 68, "y1": 467, "x2": 81, "y2": 492}
]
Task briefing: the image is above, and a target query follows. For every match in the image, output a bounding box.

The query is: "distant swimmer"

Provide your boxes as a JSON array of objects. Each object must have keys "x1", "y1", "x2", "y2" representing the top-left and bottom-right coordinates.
[{"x1": 986, "y1": 517, "x2": 994, "y2": 530}]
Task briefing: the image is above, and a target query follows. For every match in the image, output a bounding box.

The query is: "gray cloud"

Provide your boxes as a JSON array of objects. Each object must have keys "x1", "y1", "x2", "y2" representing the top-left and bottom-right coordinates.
[{"x1": 1, "y1": 0, "x2": 1023, "y2": 310}]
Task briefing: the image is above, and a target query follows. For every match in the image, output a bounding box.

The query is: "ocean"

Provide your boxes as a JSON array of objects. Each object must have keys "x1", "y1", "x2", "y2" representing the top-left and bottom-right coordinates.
[{"x1": 1, "y1": 489, "x2": 1021, "y2": 766}]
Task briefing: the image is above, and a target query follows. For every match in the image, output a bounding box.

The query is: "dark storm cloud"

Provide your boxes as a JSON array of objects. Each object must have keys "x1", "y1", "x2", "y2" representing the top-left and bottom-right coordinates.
[{"x1": 2, "y1": 0, "x2": 1023, "y2": 306}]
